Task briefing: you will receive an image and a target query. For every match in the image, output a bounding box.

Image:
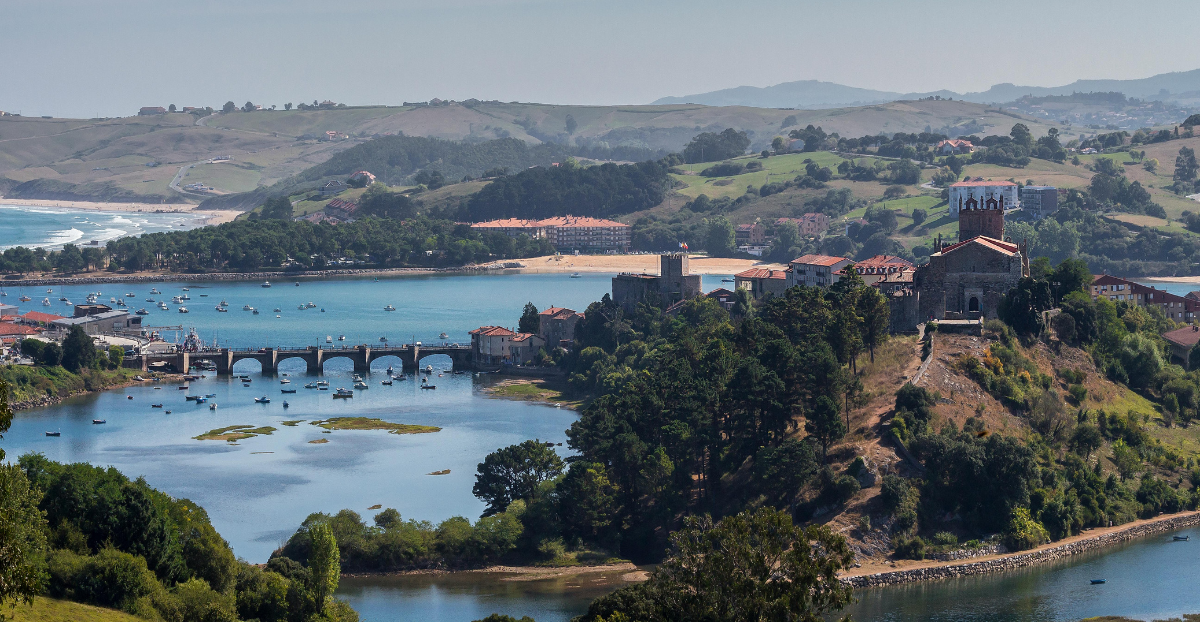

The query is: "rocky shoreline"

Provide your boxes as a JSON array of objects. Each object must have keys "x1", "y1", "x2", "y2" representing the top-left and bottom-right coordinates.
[
  {"x1": 9, "y1": 372, "x2": 183, "y2": 412},
  {"x1": 843, "y1": 512, "x2": 1200, "y2": 588}
]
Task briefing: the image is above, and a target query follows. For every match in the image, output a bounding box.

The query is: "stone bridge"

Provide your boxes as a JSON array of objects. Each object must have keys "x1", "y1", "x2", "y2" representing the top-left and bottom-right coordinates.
[{"x1": 130, "y1": 343, "x2": 473, "y2": 375}]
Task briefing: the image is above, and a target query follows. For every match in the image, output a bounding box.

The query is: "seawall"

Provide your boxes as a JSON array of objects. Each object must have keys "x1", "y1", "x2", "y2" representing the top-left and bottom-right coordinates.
[{"x1": 843, "y1": 511, "x2": 1200, "y2": 588}]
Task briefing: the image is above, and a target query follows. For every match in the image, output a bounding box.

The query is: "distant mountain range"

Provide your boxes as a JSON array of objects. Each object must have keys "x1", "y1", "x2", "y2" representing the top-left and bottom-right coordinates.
[{"x1": 651, "y1": 69, "x2": 1200, "y2": 109}]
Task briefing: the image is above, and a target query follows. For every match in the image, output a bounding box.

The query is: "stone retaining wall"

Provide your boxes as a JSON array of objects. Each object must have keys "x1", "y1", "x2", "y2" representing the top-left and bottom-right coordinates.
[{"x1": 843, "y1": 512, "x2": 1200, "y2": 588}]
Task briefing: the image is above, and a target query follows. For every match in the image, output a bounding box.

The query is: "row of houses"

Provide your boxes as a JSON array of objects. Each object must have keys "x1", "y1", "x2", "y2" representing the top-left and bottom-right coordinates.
[
  {"x1": 468, "y1": 306, "x2": 585, "y2": 366},
  {"x1": 0, "y1": 304, "x2": 143, "y2": 349},
  {"x1": 471, "y1": 216, "x2": 632, "y2": 253},
  {"x1": 735, "y1": 214, "x2": 833, "y2": 248}
]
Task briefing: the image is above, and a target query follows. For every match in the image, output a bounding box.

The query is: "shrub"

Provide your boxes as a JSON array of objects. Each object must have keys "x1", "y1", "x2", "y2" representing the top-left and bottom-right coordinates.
[
  {"x1": 931, "y1": 531, "x2": 958, "y2": 547},
  {"x1": 893, "y1": 536, "x2": 926, "y2": 559},
  {"x1": 1002, "y1": 508, "x2": 1049, "y2": 551},
  {"x1": 880, "y1": 475, "x2": 910, "y2": 514},
  {"x1": 174, "y1": 577, "x2": 238, "y2": 622},
  {"x1": 1068, "y1": 384, "x2": 1088, "y2": 405},
  {"x1": 699, "y1": 162, "x2": 744, "y2": 177}
]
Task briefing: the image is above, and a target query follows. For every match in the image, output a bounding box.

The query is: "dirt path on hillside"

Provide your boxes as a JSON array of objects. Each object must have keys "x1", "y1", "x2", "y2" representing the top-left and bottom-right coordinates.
[{"x1": 815, "y1": 332, "x2": 927, "y2": 561}]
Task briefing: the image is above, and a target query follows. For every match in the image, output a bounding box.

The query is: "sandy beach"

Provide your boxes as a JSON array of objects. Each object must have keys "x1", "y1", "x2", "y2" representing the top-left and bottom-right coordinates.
[
  {"x1": 492, "y1": 254, "x2": 785, "y2": 276},
  {"x1": 1138, "y1": 276, "x2": 1200, "y2": 285},
  {"x1": 0, "y1": 197, "x2": 241, "y2": 226}
]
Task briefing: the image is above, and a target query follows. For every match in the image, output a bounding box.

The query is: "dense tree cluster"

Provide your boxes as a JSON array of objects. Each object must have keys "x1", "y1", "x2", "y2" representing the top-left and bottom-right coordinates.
[
  {"x1": 5, "y1": 448, "x2": 355, "y2": 621},
  {"x1": 682, "y1": 128, "x2": 751, "y2": 163},
  {"x1": 465, "y1": 158, "x2": 675, "y2": 222}
]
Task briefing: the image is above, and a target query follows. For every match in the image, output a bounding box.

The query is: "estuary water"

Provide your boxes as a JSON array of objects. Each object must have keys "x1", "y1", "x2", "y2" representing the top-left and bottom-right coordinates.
[{"x1": 0, "y1": 204, "x2": 204, "y2": 250}]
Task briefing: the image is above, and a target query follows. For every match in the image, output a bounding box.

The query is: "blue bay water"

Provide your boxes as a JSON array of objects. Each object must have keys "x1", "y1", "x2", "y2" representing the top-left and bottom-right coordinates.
[{"x1": 0, "y1": 204, "x2": 203, "y2": 251}]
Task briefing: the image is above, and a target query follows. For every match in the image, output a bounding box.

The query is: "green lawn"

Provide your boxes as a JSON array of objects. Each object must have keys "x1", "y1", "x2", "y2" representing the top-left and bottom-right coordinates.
[
  {"x1": 179, "y1": 162, "x2": 264, "y2": 194},
  {"x1": 671, "y1": 152, "x2": 848, "y2": 199},
  {"x1": 2, "y1": 597, "x2": 141, "y2": 622}
]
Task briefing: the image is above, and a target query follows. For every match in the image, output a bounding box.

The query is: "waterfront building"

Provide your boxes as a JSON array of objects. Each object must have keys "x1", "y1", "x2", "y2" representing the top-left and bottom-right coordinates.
[
  {"x1": 469, "y1": 325, "x2": 516, "y2": 366},
  {"x1": 51, "y1": 310, "x2": 142, "y2": 335},
  {"x1": 470, "y1": 216, "x2": 631, "y2": 253},
  {"x1": 509, "y1": 332, "x2": 546, "y2": 365},
  {"x1": 611, "y1": 253, "x2": 701, "y2": 312},
  {"x1": 735, "y1": 222, "x2": 766, "y2": 246},
  {"x1": 538, "y1": 306, "x2": 583, "y2": 350}
]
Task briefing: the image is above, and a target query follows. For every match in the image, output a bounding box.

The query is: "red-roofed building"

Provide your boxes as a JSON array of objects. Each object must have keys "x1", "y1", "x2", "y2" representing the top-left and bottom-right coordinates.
[
  {"x1": 538, "y1": 306, "x2": 583, "y2": 350},
  {"x1": 936, "y1": 139, "x2": 974, "y2": 155},
  {"x1": 510, "y1": 332, "x2": 546, "y2": 365},
  {"x1": 470, "y1": 325, "x2": 517, "y2": 365},
  {"x1": 1091, "y1": 275, "x2": 1200, "y2": 323},
  {"x1": 707, "y1": 287, "x2": 737, "y2": 311},
  {"x1": 470, "y1": 216, "x2": 631, "y2": 252},
  {"x1": 17, "y1": 311, "x2": 61, "y2": 326},
  {"x1": 735, "y1": 223, "x2": 766, "y2": 246},
  {"x1": 734, "y1": 268, "x2": 788, "y2": 300},
  {"x1": 788, "y1": 254, "x2": 851, "y2": 288},
  {"x1": 1165, "y1": 324, "x2": 1200, "y2": 368},
  {"x1": 853, "y1": 255, "x2": 916, "y2": 287},
  {"x1": 0, "y1": 323, "x2": 37, "y2": 339},
  {"x1": 776, "y1": 213, "x2": 829, "y2": 237}
]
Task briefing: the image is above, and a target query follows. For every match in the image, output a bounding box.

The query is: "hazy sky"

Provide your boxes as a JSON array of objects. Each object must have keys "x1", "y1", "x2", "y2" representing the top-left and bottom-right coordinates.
[{"x1": 4, "y1": 0, "x2": 1199, "y2": 119}]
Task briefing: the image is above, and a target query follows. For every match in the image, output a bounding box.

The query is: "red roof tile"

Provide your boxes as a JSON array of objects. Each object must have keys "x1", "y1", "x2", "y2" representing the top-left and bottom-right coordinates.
[
  {"x1": 18, "y1": 311, "x2": 61, "y2": 324},
  {"x1": 470, "y1": 325, "x2": 514, "y2": 336},
  {"x1": 791, "y1": 254, "x2": 849, "y2": 267},
  {"x1": 938, "y1": 236, "x2": 1019, "y2": 256},
  {"x1": 734, "y1": 268, "x2": 787, "y2": 279}
]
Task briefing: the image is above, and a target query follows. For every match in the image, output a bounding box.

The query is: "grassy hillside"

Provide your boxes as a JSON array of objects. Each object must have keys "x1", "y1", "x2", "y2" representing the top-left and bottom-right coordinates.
[
  {"x1": 2, "y1": 597, "x2": 142, "y2": 622},
  {"x1": 0, "y1": 99, "x2": 1050, "y2": 204}
]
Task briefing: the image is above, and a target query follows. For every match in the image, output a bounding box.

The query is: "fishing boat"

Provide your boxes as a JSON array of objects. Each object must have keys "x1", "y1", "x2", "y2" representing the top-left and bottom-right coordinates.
[
  {"x1": 317, "y1": 380, "x2": 329, "y2": 386},
  {"x1": 186, "y1": 395, "x2": 202, "y2": 401},
  {"x1": 386, "y1": 365, "x2": 394, "y2": 375},
  {"x1": 41, "y1": 297, "x2": 51, "y2": 306},
  {"x1": 146, "y1": 298, "x2": 155, "y2": 302},
  {"x1": 333, "y1": 388, "x2": 353, "y2": 399},
  {"x1": 180, "y1": 294, "x2": 190, "y2": 301},
  {"x1": 1175, "y1": 535, "x2": 1190, "y2": 541},
  {"x1": 178, "y1": 307, "x2": 189, "y2": 313},
  {"x1": 383, "y1": 305, "x2": 396, "y2": 311},
  {"x1": 195, "y1": 398, "x2": 206, "y2": 404},
  {"x1": 274, "y1": 308, "x2": 282, "y2": 313},
  {"x1": 219, "y1": 299, "x2": 228, "y2": 306},
  {"x1": 261, "y1": 281, "x2": 271, "y2": 288},
  {"x1": 252, "y1": 309, "x2": 260, "y2": 315},
  {"x1": 19, "y1": 295, "x2": 31, "y2": 302},
  {"x1": 243, "y1": 305, "x2": 253, "y2": 311},
  {"x1": 150, "y1": 288, "x2": 161, "y2": 294},
  {"x1": 381, "y1": 379, "x2": 393, "y2": 385},
  {"x1": 178, "y1": 385, "x2": 189, "y2": 390},
  {"x1": 59, "y1": 296, "x2": 68, "y2": 302},
  {"x1": 216, "y1": 306, "x2": 227, "y2": 312},
  {"x1": 254, "y1": 396, "x2": 271, "y2": 403},
  {"x1": 151, "y1": 403, "x2": 163, "y2": 408},
  {"x1": 280, "y1": 378, "x2": 290, "y2": 384},
  {"x1": 92, "y1": 418, "x2": 106, "y2": 424},
  {"x1": 165, "y1": 410, "x2": 172, "y2": 414},
  {"x1": 424, "y1": 365, "x2": 434, "y2": 374},
  {"x1": 439, "y1": 332, "x2": 449, "y2": 339},
  {"x1": 570, "y1": 272, "x2": 582, "y2": 278},
  {"x1": 420, "y1": 384, "x2": 437, "y2": 390},
  {"x1": 379, "y1": 336, "x2": 388, "y2": 343},
  {"x1": 307, "y1": 302, "x2": 316, "y2": 309},
  {"x1": 396, "y1": 374, "x2": 407, "y2": 381},
  {"x1": 85, "y1": 293, "x2": 97, "y2": 304},
  {"x1": 241, "y1": 377, "x2": 252, "y2": 382},
  {"x1": 1091, "y1": 579, "x2": 1106, "y2": 585},
  {"x1": 298, "y1": 304, "x2": 307, "y2": 310},
  {"x1": 209, "y1": 403, "x2": 217, "y2": 410},
  {"x1": 305, "y1": 382, "x2": 318, "y2": 389},
  {"x1": 46, "y1": 431, "x2": 61, "y2": 436},
  {"x1": 326, "y1": 336, "x2": 333, "y2": 343},
  {"x1": 110, "y1": 297, "x2": 117, "y2": 303},
  {"x1": 160, "y1": 304, "x2": 169, "y2": 310},
  {"x1": 281, "y1": 388, "x2": 296, "y2": 393},
  {"x1": 136, "y1": 308, "x2": 149, "y2": 315},
  {"x1": 125, "y1": 292, "x2": 135, "y2": 297},
  {"x1": 116, "y1": 299, "x2": 126, "y2": 307},
  {"x1": 354, "y1": 382, "x2": 369, "y2": 390},
  {"x1": 172, "y1": 296, "x2": 184, "y2": 304},
  {"x1": 182, "y1": 287, "x2": 189, "y2": 292},
  {"x1": 244, "y1": 383, "x2": 250, "y2": 387},
  {"x1": 127, "y1": 395, "x2": 134, "y2": 400}
]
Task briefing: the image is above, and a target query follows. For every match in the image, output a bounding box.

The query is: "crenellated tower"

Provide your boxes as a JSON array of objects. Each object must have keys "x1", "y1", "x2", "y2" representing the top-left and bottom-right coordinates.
[{"x1": 957, "y1": 193, "x2": 1005, "y2": 242}]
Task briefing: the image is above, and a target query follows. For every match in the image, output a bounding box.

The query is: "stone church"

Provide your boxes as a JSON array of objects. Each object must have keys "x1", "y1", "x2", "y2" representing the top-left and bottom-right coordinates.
[{"x1": 906, "y1": 193, "x2": 1029, "y2": 325}]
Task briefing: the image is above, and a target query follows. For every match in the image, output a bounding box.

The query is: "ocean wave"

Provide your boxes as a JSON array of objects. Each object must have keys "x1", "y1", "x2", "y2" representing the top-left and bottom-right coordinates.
[
  {"x1": 91, "y1": 228, "x2": 128, "y2": 242},
  {"x1": 42, "y1": 228, "x2": 85, "y2": 248},
  {"x1": 109, "y1": 216, "x2": 135, "y2": 225}
]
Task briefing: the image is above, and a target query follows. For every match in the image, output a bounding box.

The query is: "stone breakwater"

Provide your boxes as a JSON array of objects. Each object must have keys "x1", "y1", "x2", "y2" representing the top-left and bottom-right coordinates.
[{"x1": 843, "y1": 512, "x2": 1200, "y2": 588}]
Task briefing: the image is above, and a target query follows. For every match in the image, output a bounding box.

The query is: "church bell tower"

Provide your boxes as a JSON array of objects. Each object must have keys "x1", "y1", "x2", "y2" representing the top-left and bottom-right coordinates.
[{"x1": 958, "y1": 193, "x2": 1004, "y2": 242}]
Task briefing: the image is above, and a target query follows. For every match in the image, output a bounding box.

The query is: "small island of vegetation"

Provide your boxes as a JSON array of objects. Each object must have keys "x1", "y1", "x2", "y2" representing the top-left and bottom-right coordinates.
[
  {"x1": 193, "y1": 425, "x2": 276, "y2": 442},
  {"x1": 310, "y1": 417, "x2": 441, "y2": 434}
]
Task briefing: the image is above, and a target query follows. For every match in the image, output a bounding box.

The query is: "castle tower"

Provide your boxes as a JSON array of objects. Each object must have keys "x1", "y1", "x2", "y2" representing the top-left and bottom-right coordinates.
[{"x1": 958, "y1": 193, "x2": 1004, "y2": 242}]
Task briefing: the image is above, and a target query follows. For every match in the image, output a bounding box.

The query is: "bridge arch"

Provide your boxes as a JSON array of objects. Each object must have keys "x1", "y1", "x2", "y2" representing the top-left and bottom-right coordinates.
[
  {"x1": 319, "y1": 355, "x2": 356, "y2": 374},
  {"x1": 276, "y1": 356, "x2": 312, "y2": 375},
  {"x1": 231, "y1": 357, "x2": 266, "y2": 375}
]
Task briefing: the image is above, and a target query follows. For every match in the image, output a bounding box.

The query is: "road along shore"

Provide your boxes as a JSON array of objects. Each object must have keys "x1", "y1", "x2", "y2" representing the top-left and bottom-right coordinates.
[{"x1": 841, "y1": 511, "x2": 1200, "y2": 588}]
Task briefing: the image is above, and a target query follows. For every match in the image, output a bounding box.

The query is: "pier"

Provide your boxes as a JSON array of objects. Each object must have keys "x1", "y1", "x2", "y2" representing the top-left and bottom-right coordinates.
[{"x1": 126, "y1": 343, "x2": 473, "y2": 375}]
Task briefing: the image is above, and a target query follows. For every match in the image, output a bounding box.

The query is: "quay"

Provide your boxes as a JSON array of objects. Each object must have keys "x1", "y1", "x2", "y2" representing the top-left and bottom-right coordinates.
[{"x1": 125, "y1": 342, "x2": 473, "y2": 376}]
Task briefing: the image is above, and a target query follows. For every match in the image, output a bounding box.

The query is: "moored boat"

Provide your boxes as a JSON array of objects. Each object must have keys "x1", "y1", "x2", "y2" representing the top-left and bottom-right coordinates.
[
  {"x1": 92, "y1": 418, "x2": 106, "y2": 424},
  {"x1": 46, "y1": 431, "x2": 61, "y2": 436},
  {"x1": 254, "y1": 396, "x2": 271, "y2": 403}
]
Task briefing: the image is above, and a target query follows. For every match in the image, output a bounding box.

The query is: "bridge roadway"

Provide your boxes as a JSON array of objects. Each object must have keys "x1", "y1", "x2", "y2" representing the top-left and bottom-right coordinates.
[{"x1": 128, "y1": 343, "x2": 473, "y2": 375}]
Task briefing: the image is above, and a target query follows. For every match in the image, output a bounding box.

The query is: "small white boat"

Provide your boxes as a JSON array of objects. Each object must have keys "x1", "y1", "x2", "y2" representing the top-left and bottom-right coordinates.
[
  {"x1": 381, "y1": 379, "x2": 393, "y2": 385},
  {"x1": 261, "y1": 281, "x2": 271, "y2": 288},
  {"x1": 125, "y1": 292, "x2": 135, "y2": 297},
  {"x1": 298, "y1": 304, "x2": 307, "y2": 310},
  {"x1": 42, "y1": 297, "x2": 50, "y2": 306},
  {"x1": 178, "y1": 307, "x2": 189, "y2": 313},
  {"x1": 182, "y1": 288, "x2": 189, "y2": 292},
  {"x1": 305, "y1": 382, "x2": 319, "y2": 389},
  {"x1": 136, "y1": 308, "x2": 149, "y2": 315},
  {"x1": 92, "y1": 418, "x2": 106, "y2": 424},
  {"x1": 109, "y1": 297, "x2": 116, "y2": 303},
  {"x1": 280, "y1": 379, "x2": 290, "y2": 384},
  {"x1": 150, "y1": 288, "x2": 161, "y2": 294},
  {"x1": 424, "y1": 365, "x2": 434, "y2": 374},
  {"x1": 254, "y1": 396, "x2": 270, "y2": 403},
  {"x1": 19, "y1": 295, "x2": 31, "y2": 302},
  {"x1": 295, "y1": 282, "x2": 300, "y2": 287},
  {"x1": 338, "y1": 335, "x2": 346, "y2": 341},
  {"x1": 220, "y1": 299, "x2": 228, "y2": 306},
  {"x1": 326, "y1": 336, "x2": 333, "y2": 343},
  {"x1": 333, "y1": 388, "x2": 353, "y2": 398},
  {"x1": 210, "y1": 403, "x2": 217, "y2": 410},
  {"x1": 307, "y1": 302, "x2": 316, "y2": 308},
  {"x1": 354, "y1": 382, "x2": 369, "y2": 390},
  {"x1": 216, "y1": 306, "x2": 227, "y2": 312},
  {"x1": 383, "y1": 305, "x2": 396, "y2": 311},
  {"x1": 243, "y1": 305, "x2": 253, "y2": 311},
  {"x1": 570, "y1": 272, "x2": 582, "y2": 278},
  {"x1": 146, "y1": 298, "x2": 155, "y2": 302},
  {"x1": 160, "y1": 305, "x2": 169, "y2": 310},
  {"x1": 439, "y1": 332, "x2": 449, "y2": 339},
  {"x1": 46, "y1": 431, "x2": 61, "y2": 436}
]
